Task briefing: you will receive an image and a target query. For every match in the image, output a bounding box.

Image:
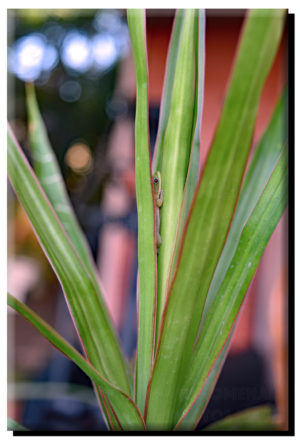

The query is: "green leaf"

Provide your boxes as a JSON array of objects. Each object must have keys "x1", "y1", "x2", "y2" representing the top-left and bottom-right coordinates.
[
  {"x1": 204, "y1": 405, "x2": 276, "y2": 431},
  {"x1": 8, "y1": 381, "x2": 98, "y2": 407},
  {"x1": 152, "y1": 9, "x2": 184, "y2": 173},
  {"x1": 183, "y1": 9, "x2": 205, "y2": 218},
  {"x1": 178, "y1": 88, "x2": 288, "y2": 429},
  {"x1": 200, "y1": 87, "x2": 288, "y2": 327},
  {"x1": 127, "y1": 9, "x2": 156, "y2": 413},
  {"x1": 7, "y1": 126, "x2": 131, "y2": 400},
  {"x1": 145, "y1": 9, "x2": 286, "y2": 429},
  {"x1": 7, "y1": 417, "x2": 29, "y2": 431},
  {"x1": 176, "y1": 145, "x2": 288, "y2": 423},
  {"x1": 25, "y1": 82, "x2": 100, "y2": 295},
  {"x1": 156, "y1": 8, "x2": 198, "y2": 333},
  {"x1": 8, "y1": 294, "x2": 145, "y2": 431},
  {"x1": 25, "y1": 84, "x2": 120, "y2": 427},
  {"x1": 169, "y1": 10, "x2": 205, "y2": 284},
  {"x1": 176, "y1": 333, "x2": 232, "y2": 431}
]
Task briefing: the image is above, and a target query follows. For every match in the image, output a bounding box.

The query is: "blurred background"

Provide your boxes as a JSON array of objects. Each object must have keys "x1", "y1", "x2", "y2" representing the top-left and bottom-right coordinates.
[{"x1": 7, "y1": 9, "x2": 289, "y2": 431}]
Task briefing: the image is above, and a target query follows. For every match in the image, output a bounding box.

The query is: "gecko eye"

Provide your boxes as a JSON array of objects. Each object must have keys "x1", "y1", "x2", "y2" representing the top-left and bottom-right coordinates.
[{"x1": 153, "y1": 178, "x2": 159, "y2": 184}]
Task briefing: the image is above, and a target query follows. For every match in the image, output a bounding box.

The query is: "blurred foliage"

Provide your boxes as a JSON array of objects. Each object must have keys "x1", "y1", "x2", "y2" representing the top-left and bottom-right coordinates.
[
  {"x1": 7, "y1": 9, "x2": 130, "y2": 290},
  {"x1": 7, "y1": 416, "x2": 29, "y2": 431},
  {"x1": 13, "y1": 9, "x2": 98, "y2": 24},
  {"x1": 7, "y1": 9, "x2": 129, "y2": 203},
  {"x1": 204, "y1": 405, "x2": 277, "y2": 431}
]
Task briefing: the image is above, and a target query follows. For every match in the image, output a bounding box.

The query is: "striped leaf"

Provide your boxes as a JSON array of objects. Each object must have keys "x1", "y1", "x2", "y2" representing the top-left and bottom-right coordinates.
[
  {"x1": 156, "y1": 9, "x2": 198, "y2": 334},
  {"x1": 8, "y1": 294, "x2": 145, "y2": 430},
  {"x1": 127, "y1": 9, "x2": 156, "y2": 413},
  {"x1": 176, "y1": 144, "x2": 288, "y2": 425},
  {"x1": 152, "y1": 9, "x2": 184, "y2": 173},
  {"x1": 169, "y1": 10, "x2": 206, "y2": 287},
  {"x1": 25, "y1": 84, "x2": 122, "y2": 426},
  {"x1": 178, "y1": 88, "x2": 288, "y2": 429},
  {"x1": 25, "y1": 83, "x2": 100, "y2": 294},
  {"x1": 7, "y1": 126, "x2": 131, "y2": 411}
]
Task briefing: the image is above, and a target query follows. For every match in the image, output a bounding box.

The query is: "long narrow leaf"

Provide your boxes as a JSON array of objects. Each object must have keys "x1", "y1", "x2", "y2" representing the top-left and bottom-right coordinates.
[
  {"x1": 156, "y1": 9, "x2": 198, "y2": 333},
  {"x1": 8, "y1": 294, "x2": 145, "y2": 431},
  {"x1": 152, "y1": 9, "x2": 184, "y2": 173},
  {"x1": 169, "y1": 9, "x2": 205, "y2": 285},
  {"x1": 25, "y1": 84, "x2": 118, "y2": 427},
  {"x1": 177, "y1": 88, "x2": 288, "y2": 429},
  {"x1": 127, "y1": 9, "x2": 156, "y2": 413},
  {"x1": 176, "y1": 145, "x2": 288, "y2": 424},
  {"x1": 7, "y1": 126, "x2": 131, "y2": 398},
  {"x1": 200, "y1": 87, "x2": 288, "y2": 327},
  {"x1": 183, "y1": 9, "x2": 205, "y2": 218},
  {"x1": 25, "y1": 82, "x2": 100, "y2": 295},
  {"x1": 176, "y1": 333, "x2": 232, "y2": 430},
  {"x1": 145, "y1": 9, "x2": 286, "y2": 429}
]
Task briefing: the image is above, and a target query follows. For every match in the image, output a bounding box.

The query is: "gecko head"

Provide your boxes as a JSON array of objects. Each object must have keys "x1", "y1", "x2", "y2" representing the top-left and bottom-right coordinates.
[{"x1": 153, "y1": 172, "x2": 160, "y2": 197}]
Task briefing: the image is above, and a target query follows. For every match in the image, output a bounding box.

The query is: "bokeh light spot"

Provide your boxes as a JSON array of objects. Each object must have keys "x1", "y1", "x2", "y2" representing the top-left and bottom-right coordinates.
[
  {"x1": 61, "y1": 32, "x2": 92, "y2": 73},
  {"x1": 8, "y1": 33, "x2": 58, "y2": 81},
  {"x1": 92, "y1": 34, "x2": 118, "y2": 70},
  {"x1": 65, "y1": 142, "x2": 92, "y2": 173},
  {"x1": 59, "y1": 80, "x2": 82, "y2": 102}
]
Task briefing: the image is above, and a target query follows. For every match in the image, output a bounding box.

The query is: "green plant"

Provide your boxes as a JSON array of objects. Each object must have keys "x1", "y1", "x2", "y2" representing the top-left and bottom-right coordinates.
[{"x1": 7, "y1": 8, "x2": 288, "y2": 431}]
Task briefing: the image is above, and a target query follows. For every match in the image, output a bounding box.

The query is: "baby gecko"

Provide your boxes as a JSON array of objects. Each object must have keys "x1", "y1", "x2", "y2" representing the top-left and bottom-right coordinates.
[{"x1": 153, "y1": 171, "x2": 164, "y2": 248}]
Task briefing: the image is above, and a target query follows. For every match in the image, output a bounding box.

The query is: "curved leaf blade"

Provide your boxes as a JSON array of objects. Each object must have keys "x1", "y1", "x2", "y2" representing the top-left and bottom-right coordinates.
[
  {"x1": 25, "y1": 84, "x2": 120, "y2": 427},
  {"x1": 25, "y1": 82, "x2": 100, "y2": 294},
  {"x1": 127, "y1": 9, "x2": 156, "y2": 413},
  {"x1": 8, "y1": 294, "x2": 145, "y2": 431},
  {"x1": 7, "y1": 126, "x2": 131, "y2": 397}
]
